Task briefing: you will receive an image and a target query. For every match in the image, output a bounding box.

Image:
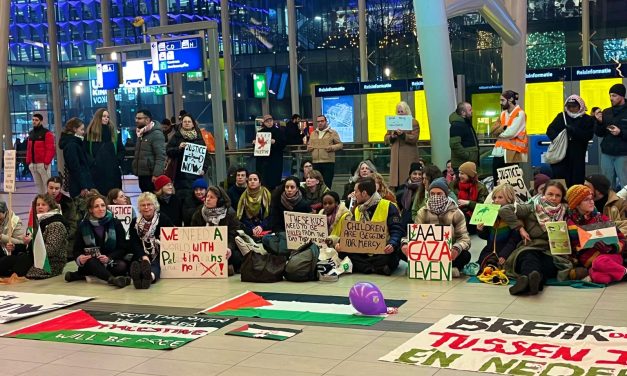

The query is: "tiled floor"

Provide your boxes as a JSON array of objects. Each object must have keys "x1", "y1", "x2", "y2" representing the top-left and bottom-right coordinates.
[{"x1": 1, "y1": 179, "x2": 626, "y2": 375}]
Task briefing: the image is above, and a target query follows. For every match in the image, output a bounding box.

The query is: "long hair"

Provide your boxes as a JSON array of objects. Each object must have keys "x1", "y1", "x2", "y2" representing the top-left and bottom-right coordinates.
[{"x1": 86, "y1": 108, "x2": 116, "y2": 143}]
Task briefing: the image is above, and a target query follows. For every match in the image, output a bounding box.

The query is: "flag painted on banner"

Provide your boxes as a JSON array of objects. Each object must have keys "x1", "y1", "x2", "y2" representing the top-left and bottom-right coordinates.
[
  {"x1": 0, "y1": 292, "x2": 92, "y2": 323},
  {"x1": 226, "y1": 324, "x2": 301, "y2": 341}
]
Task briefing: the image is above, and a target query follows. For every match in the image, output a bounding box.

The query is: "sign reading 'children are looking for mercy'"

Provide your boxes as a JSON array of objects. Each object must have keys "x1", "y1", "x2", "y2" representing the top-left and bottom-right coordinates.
[
  {"x1": 159, "y1": 226, "x2": 228, "y2": 278},
  {"x1": 406, "y1": 224, "x2": 453, "y2": 281}
]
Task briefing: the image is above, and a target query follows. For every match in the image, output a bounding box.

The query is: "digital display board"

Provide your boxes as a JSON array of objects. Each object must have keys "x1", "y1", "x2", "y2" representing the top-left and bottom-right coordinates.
[
  {"x1": 579, "y1": 77, "x2": 623, "y2": 112},
  {"x1": 366, "y1": 92, "x2": 400, "y2": 142},
  {"x1": 151, "y1": 36, "x2": 204, "y2": 73},
  {"x1": 525, "y1": 82, "x2": 564, "y2": 135},
  {"x1": 414, "y1": 90, "x2": 430, "y2": 141},
  {"x1": 322, "y1": 96, "x2": 355, "y2": 143},
  {"x1": 122, "y1": 59, "x2": 167, "y2": 88},
  {"x1": 471, "y1": 93, "x2": 501, "y2": 137},
  {"x1": 95, "y1": 63, "x2": 120, "y2": 90}
]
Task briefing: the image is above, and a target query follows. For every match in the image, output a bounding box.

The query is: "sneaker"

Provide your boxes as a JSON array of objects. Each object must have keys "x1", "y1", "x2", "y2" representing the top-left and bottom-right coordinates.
[
  {"x1": 108, "y1": 275, "x2": 130, "y2": 288},
  {"x1": 130, "y1": 261, "x2": 142, "y2": 289},
  {"x1": 452, "y1": 267, "x2": 461, "y2": 278},
  {"x1": 140, "y1": 260, "x2": 152, "y2": 289}
]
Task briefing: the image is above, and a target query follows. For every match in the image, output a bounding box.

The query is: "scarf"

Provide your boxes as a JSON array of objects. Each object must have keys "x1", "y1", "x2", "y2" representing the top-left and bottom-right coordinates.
[
  {"x1": 281, "y1": 189, "x2": 303, "y2": 211},
  {"x1": 305, "y1": 184, "x2": 328, "y2": 206},
  {"x1": 457, "y1": 180, "x2": 479, "y2": 216},
  {"x1": 357, "y1": 192, "x2": 382, "y2": 222},
  {"x1": 531, "y1": 195, "x2": 567, "y2": 231},
  {"x1": 401, "y1": 181, "x2": 421, "y2": 211},
  {"x1": 201, "y1": 206, "x2": 228, "y2": 225},
  {"x1": 427, "y1": 195, "x2": 451, "y2": 216},
  {"x1": 37, "y1": 209, "x2": 65, "y2": 234},
  {"x1": 180, "y1": 129, "x2": 198, "y2": 141},
  {"x1": 80, "y1": 210, "x2": 117, "y2": 251},
  {"x1": 135, "y1": 121, "x2": 154, "y2": 138},
  {"x1": 565, "y1": 95, "x2": 587, "y2": 118},
  {"x1": 74, "y1": 134, "x2": 84, "y2": 141},
  {"x1": 136, "y1": 213, "x2": 160, "y2": 259},
  {"x1": 237, "y1": 186, "x2": 271, "y2": 220},
  {"x1": 326, "y1": 206, "x2": 339, "y2": 232}
]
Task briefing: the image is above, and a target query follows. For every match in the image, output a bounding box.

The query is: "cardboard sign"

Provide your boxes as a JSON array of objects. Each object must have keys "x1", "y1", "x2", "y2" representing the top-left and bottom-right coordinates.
[
  {"x1": 497, "y1": 165, "x2": 530, "y2": 203},
  {"x1": 338, "y1": 221, "x2": 387, "y2": 254},
  {"x1": 284, "y1": 211, "x2": 328, "y2": 249},
  {"x1": 546, "y1": 221, "x2": 571, "y2": 255},
  {"x1": 160, "y1": 226, "x2": 228, "y2": 278},
  {"x1": 577, "y1": 222, "x2": 619, "y2": 251},
  {"x1": 180, "y1": 143, "x2": 207, "y2": 175},
  {"x1": 469, "y1": 204, "x2": 501, "y2": 226},
  {"x1": 254, "y1": 132, "x2": 272, "y2": 156},
  {"x1": 109, "y1": 205, "x2": 133, "y2": 237},
  {"x1": 3, "y1": 150, "x2": 16, "y2": 193},
  {"x1": 385, "y1": 115, "x2": 413, "y2": 131},
  {"x1": 309, "y1": 137, "x2": 330, "y2": 149},
  {"x1": 406, "y1": 224, "x2": 453, "y2": 281}
]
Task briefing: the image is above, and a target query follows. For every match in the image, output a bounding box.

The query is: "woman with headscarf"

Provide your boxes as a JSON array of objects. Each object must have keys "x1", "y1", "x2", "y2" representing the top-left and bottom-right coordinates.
[
  {"x1": 236, "y1": 172, "x2": 272, "y2": 239},
  {"x1": 546, "y1": 95, "x2": 595, "y2": 186},
  {"x1": 166, "y1": 114, "x2": 210, "y2": 195},
  {"x1": 85, "y1": 108, "x2": 124, "y2": 195},
  {"x1": 303, "y1": 169, "x2": 329, "y2": 212}
]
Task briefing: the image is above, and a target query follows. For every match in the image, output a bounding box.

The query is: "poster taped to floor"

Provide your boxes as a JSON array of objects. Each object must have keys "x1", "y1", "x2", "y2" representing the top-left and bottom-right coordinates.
[
  {"x1": 380, "y1": 314, "x2": 627, "y2": 375},
  {"x1": 0, "y1": 292, "x2": 93, "y2": 323},
  {"x1": 226, "y1": 323, "x2": 301, "y2": 341}
]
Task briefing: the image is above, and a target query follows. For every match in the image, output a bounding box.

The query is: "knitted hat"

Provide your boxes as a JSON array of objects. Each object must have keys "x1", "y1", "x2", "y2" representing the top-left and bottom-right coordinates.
[
  {"x1": 0, "y1": 201, "x2": 7, "y2": 213},
  {"x1": 566, "y1": 185, "x2": 592, "y2": 210},
  {"x1": 585, "y1": 174, "x2": 610, "y2": 196},
  {"x1": 429, "y1": 177, "x2": 449, "y2": 196},
  {"x1": 533, "y1": 174, "x2": 551, "y2": 192},
  {"x1": 192, "y1": 178, "x2": 208, "y2": 190},
  {"x1": 153, "y1": 175, "x2": 172, "y2": 192},
  {"x1": 408, "y1": 162, "x2": 423, "y2": 175},
  {"x1": 609, "y1": 83, "x2": 626, "y2": 98},
  {"x1": 459, "y1": 161, "x2": 477, "y2": 178}
]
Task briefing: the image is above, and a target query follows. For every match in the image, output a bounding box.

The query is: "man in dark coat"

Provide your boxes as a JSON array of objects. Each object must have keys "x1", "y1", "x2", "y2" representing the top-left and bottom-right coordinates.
[
  {"x1": 449, "y1": 102, "x2": 479, "y2": 170},
  {"x1": 254, "y1": 114, "x2": 286, "y2": 190},
  {"x1": 132, "y1": 109, "x2": 166, "y2": 192},
  {"x1": 597, "y1": 83, "x2": 627, "y2": 189}
]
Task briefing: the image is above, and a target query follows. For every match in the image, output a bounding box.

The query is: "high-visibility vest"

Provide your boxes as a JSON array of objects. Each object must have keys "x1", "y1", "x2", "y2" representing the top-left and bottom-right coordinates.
[
  {"x1": 354, "y1": 199, "x2": 392, "y2": 246},
  {"x1": 494, "y1": 106, "x2": 528, "y2": 153}
]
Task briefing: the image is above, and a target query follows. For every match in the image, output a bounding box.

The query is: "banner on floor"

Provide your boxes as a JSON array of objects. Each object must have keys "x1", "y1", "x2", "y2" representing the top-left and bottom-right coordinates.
[
  {"x1": 0, "y1": 292, "x2": 93, "y2": 323},
  {"x1": 406, "y1": 224, "x2": 453, "y2": 281},
  {"x1": 159, "y1": 226, "x2": 228, "y2": 279},
  {"x1": 496, "y1": 165, "x2": 530, "y2": 203},
  {"x1": 338, "y1": 220, "x2": 387, "y2": 254},
  {"x1": 181, "y1": 144, "x2": 207, "y2": 175},
  {"x1": 284, "y1": 212, "x2": 328, "y2": 249},
  {"x1": 2, "y1": 310, "x2": 236, "y2": 350},
  {"x1": 380, "y1": 314, "x2": 627, "y2": 375},
  {"x1": 226, "y1": 324, "x2": 302, "y2": 341}
]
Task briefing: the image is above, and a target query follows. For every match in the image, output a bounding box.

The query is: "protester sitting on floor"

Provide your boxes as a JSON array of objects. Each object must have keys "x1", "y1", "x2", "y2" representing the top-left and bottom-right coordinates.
[
  {"x1": 531, "y1": 173, "x2": 551, "y2": 199},
  {"x1": 584, "y1": 174, "x2": 627, "y2": 227},
  {"x1": 395, "y1": 162, "x2": 423, "y2": 228},
  {"x1": 66, "y1": 190, "x2": 130, "y2": 288},
  {"x1": 343, "y1": 160, "x2": 377, "y2": 205},
  {"x1": 449, "y1": 161, "x2": 488, "y2": 234},
  {"x1": 182, "y1": 178, "x2": 208, "y2": 225},
  {"x1": 154, "y1": 175, "x2": 182, "y2": 226},
  {"x1": 106, "y1": 188, "x2": 136, "y2": 221},
  {"x1": 411, "y1": 164, "x2": 445, "y2": 219},
  {"x1": 236, "y1": 172, "x2": 272, "y2": 239},
  {"x1": 565, "y1": 185, "x2": 627, "y2": 284},
  {"x1": 227, "y1": 168, "x2": 248, "y2": 211},
  {"x1": 0, "y1": 201, "x2": 25, "y2": 263},
  {"x1": 372, "y1": 172, "x2": 397, "y2": 203},
  {"x1": 409, "y1": 178, "x2": 471, "y2": 277},
  {"x1": 269, "y1": 177, "x2": 311, "y2": 234},
  {"x1": 47, "y1": 176, "x2": 77, "y2": 257},
  {"x1": 129, "y1": 192, "x2": 173, "y2": 289},
  {"x1": 303, "y1": 169, "x2": 330, "y2": 212},
  {"x1": 499, "y1": 181, "x2": 572, "y2": 296},
  {"x1": 320, "y1": 191, "x2": 351, "y2": 244}
]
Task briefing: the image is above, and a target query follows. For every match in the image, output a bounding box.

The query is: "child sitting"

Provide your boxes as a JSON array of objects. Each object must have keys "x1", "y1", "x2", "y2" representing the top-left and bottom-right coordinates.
[{"x1": 449, "y1": 161, "x2": 488, "y2": 234}]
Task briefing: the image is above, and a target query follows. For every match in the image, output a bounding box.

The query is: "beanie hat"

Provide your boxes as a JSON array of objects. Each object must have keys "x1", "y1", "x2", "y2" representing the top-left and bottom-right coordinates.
[
  {"x1": 585, "y1": 174, "x2": 610, "y2": 196},
  {"x1": 533, "y1": 174, "x2": 551, "y2": 192},
  {"x1": 459, "y1": 161, "x2": 477, "y2": 178},
  {"x1": 408, "y1": 162, "x2": 423, "y2": 175},
  {"x1": 566, "y1": 185, "x2": 592, "y2": 210},
  {"x1": 0, "y1": 201, "x2": 7, "y2": 214},
  {"x1": 192, "y1": 178, "x2": 208, "y2": 190},
  {"x1": 429, "y1": 177, "x2": 449, "y2": 196},
  {"x1": 153, "y1": 175, "x2": 172, "y2": 192},
  {"x1": 609, "y1": 83, "x2": 626, "y2": 98}
]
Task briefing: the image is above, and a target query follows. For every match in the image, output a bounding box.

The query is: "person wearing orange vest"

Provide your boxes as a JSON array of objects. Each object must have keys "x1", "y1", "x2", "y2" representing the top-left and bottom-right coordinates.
[{"x1": 491, "y1": 90, "x2": 528, "y2": 183}]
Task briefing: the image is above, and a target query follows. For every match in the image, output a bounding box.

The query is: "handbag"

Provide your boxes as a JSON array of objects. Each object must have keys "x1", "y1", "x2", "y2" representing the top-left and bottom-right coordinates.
[
  {"x1": 240, "y1": 251, "x2": 286, "y2": 283},
  {"x1": 544, "y1": 113, "x2": 569, "y2": 164}
]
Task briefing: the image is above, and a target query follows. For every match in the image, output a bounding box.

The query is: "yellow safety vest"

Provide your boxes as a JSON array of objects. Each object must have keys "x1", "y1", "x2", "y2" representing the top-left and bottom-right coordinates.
[{"x1": 354, "y1": 199, "x2": 391, "y2": 223}]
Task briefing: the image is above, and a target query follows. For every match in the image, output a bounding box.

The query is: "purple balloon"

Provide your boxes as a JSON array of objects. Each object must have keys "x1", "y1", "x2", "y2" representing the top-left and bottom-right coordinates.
[{"x1": 349, "y1": 282, "x2": 387, "y2": 315}]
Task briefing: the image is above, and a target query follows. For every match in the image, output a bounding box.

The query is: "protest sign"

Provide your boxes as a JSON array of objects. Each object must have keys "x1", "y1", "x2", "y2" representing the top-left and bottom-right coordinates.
[
  {"x1": 469, "y1": 204, "x2": 501, "y2": 226},
  {"x1": 385, "y1": 115, "x2": 413, "y2": 131},
  {"x1": 160, "y1": 226, "x2": 228, "y2": 278},
  {"x1": 380, "y1": 314, "x2": 627, "y2": 375},
  {"x1": 3, "y1": 150, "x2": 16, "y2": 193},
  {"x1": 338, "y1": 221, "x2": 387, "y2": 254},
  {"x1": 254, "y1": 132, "x2": 272, "y2": 156},
  {"x1": 180, "y1": 143, "x2": 207, "y2": 175},
  {"x1": 109, "y1": 205, "x2": 132, "y2": 237},
  {"x1": 546, "y1": 221, "x2": 571, "y2": 255},
  {"x1": 577, "y1": 222, "x2": 619, "y2": 251},
  {"x1": 406, "y1": 224, "x2": 453, "y2": 281},
  {"x1": 309, "y1": 137, "x2": 330, "y2": 149},
  {"x1": 497, "y1": 165, "x2": 530, "y2": 203},
  {"x1": 284, "y1": 211, "x2": 328, "y2": 249},
  {"x1": 0, "y1": 292, "x2": 92, "y2": 323}
]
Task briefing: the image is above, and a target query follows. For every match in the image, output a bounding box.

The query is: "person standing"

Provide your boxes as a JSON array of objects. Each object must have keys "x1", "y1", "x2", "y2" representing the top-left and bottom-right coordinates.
[
  {"x1": 384, "y1": 101, "x2": 420, "y2": 189},
  {"x1": 59, "y1": 118, "x2": 93, "y2": 198},
  {"x1": 308, "y1": 115, "x2": 343, "y2": 188},
  {"x1": 26, "y1": 113, "x2": 55, "y2": 194},
  {"x1": 255, "y1": 114, "x2": 285, "y2": 190},
  {"x1": 285, "y1": 113, "x2": 305, "y2": 145},
  {"x1": 491, "y1": 90, "x2": 527, "y2": 184},
  {"x1": 596, "y1": 83, "x2": 627, "y2": 189},
  {"x1": 546, "y1": 95, "x2": 595, "y2": 186},
  {"x1": 132, "y1": 109, "x2": 166, "y2": 192},
  {"x1": 85, "y1": 108, "x2": 124, "y2": 195},
  {"x1": 166, "y1": 114, "x2": 209, "y2": 196},
  {"x1": 449, "y1": 102, "x2": 479, "y2": 170}
]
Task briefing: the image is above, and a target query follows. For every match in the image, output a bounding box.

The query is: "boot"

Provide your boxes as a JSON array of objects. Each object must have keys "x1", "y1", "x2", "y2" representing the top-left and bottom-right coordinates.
[
  {"x1": 64, "y1": 271, "x2": 85, "y2": 283},
  {"x1": 528, "y1": 271, "x2": 542, "y2": 295},
  {"x1": 509, "y1": 275, "x2": 529, "y2": 295},
  {"x1": 108, "y1": 275, "x2": 130, "y2": 288}
]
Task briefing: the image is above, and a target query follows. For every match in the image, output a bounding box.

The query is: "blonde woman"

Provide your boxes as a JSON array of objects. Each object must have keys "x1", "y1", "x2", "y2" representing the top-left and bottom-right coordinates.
[
  {"x1": 85, "y1": 108, "x2": 125, "y2": 195},
  {"x1": 384, "y1": 101, "x2": 420, "y2": 188},
  {"x1": 372, "y1": 172, "x2": 397, "y2": 203}
]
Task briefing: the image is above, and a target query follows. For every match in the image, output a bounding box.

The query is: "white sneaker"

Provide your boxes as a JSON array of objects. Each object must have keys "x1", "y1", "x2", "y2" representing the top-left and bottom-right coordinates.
[{"x1": 452, "y1": 267, "x2": 461, "y2": 278}]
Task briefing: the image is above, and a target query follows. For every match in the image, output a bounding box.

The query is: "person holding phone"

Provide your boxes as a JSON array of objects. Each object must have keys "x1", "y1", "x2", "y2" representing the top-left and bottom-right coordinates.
[{"x1": 596, "y1": 84, "x2": 627, "y2": 190}]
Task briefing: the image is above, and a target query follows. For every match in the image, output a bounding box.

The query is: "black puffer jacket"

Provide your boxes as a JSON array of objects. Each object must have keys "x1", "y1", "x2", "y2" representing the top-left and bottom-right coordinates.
[
  {"x1": 597, "y1": 104, "x2": 627, "y2": 156},
  {"x1": 59, "y1": 132, "x2": 93, "y2": 197}
]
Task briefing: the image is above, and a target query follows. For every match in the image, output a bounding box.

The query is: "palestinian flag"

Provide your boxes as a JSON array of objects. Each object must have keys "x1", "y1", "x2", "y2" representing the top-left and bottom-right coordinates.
[
  {"x1": 200, "y1": 291, "x2": 406, "y2": 326},
  {"x1": 226, "y1": 324, "x2": 301, "y2": 341},
  {"x1": 28, "y1": 207, "x2": 50, "y2": 273},
  {"x1": 3, "y1": 310, "x2": 236, "y2": 350},
  {"x1": 577, "y1": 224, "x2": 620, "y2": 251}
]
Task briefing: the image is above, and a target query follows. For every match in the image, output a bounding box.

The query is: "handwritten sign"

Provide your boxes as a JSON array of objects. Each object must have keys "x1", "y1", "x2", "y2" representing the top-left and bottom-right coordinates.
[
  {"x1": 254, "y1": 132, "x2": 272, "y2": 156},
  {"x1": 338, "y1": 221, "x2": 387, "y2": 254},
  {"x1": 109, "y1": 205, "x2": 132, "y2": 238},
  {"x1": 497, "y1": 165, "x2": 529, "y2": 203},
  {"x1": 469, "y1": 204, "x2": 500, "y2": 226},
  {"x1": 181, "y1": 144, "x2": 207, "y2": 175},
  {"x1": 160, "y1": 226, "x2": 228, "y2": 279},
  {"x1": 309, "y1": 137, "x2": 330, "y2": 149},
  {"x1": 284, "y1": 212, "x2": 328, "y2": 249},
  {"x1": 406, "y1": 224, "x2": 453, "y2": 281},
  {"x1": 3, "y1": 150, "x2": 16, "y2": 193},
  {"x1": 546, "y1": 221, "x2": 571, "y2": 255},
  {"x1": 385, "y1": 115, "x2": 413, "y2": 131}
]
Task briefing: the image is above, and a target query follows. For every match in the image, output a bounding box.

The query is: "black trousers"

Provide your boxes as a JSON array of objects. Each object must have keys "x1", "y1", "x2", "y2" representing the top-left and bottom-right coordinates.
[
  {"x1": 76, "y1": 257, "x2": 128, "y2": 282},
  {"x1": 313, "y1": 162, "x2": 335, "y2": 188},
  {"x1": 0, "y1": 253, "x2": 33, "y2": 277},
  {"x1": 138, "y1": 176, "x2": 154, "y2": 193},
  {"x1": 343, "y1": 251, "x2": 400, "y2": 276},
  {"x1": 492, "y1": 156, "x2": 516, "y2": 185},
  {"x1": 515, "y1": 250, "x2": 557, "y2": 287},
  {"x1": 453, "y1": 249, "x2": 472, "y2": 271}
]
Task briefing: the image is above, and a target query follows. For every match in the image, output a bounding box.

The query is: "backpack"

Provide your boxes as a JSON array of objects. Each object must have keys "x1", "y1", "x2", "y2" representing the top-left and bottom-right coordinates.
[
  {"x1": 284, "y1": 241, "x2": 320, "y2": 282},
  {"x1": 240, "y1": 251, "x2": 287, "y2": 283},
  {"x1": 262, "y1": 232, "x2": 290, "y2": 256}
]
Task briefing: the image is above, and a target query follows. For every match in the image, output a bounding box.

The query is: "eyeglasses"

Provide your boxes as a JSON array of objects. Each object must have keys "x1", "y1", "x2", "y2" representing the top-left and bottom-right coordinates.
[{"x1": 135, "y1": 116, "x2": 146, "y2": 120}]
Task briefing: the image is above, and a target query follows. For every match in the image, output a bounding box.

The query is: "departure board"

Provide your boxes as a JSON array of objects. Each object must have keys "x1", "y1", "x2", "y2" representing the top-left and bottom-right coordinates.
[
  {"x1": 525, "y1": 82, "x2": 564, "y2": 135},
  {"x1": 579, "y1": 78, "x2": 623, "y2": 112},
  {"x1": 366, "y1": 92, "x2": 401, "y2": 142},
  {"x1": 414, "y1": 90, "x2": 431, "y2": 141}
]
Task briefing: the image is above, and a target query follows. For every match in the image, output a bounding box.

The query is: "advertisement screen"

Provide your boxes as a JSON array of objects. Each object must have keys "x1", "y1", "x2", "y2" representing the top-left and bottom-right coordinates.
[{"x1": 321, "y1": 96, "x2": 354, "y2": 143}]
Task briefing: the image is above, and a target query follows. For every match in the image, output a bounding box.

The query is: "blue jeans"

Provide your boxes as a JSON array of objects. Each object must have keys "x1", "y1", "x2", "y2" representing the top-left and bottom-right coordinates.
[{"x1": 600, "y1": 154, "x2": 627, "y2": 189}]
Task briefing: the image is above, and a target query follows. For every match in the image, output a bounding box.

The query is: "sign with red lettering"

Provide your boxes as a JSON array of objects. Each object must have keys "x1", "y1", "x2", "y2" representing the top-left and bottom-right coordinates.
[
  {"x1": 159, "y1": 226, "x2": 228, "y2": 279},
  {"x1": 406, "y1": 224, "x2": 453, "y2": 281},
  {"x1": 380, "y1": 314, "x2": 627, "y2": 375}
]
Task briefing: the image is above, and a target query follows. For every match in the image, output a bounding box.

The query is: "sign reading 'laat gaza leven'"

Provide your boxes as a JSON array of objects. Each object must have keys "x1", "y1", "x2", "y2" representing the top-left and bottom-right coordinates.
[
  {"x1": 406, "y1": 224, "x2": 453, "y2": 281},
  {"x1": 160, "y1": 226, "x2": 228, "y2": 278}
]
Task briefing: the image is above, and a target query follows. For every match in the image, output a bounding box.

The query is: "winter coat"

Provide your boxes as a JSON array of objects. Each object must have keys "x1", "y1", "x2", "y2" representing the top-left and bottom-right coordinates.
[
  {"x1": 320, "y1": 203, "x2": 351, "y2": 244},
  {"x1": 597, "y1": 104, "x2": 627, "y2": 156},
  {"x1": 57, "y1": 194, "x2": 78, "y2": 257},
  {"x1": 384, "y1": 119, "x2": 420, "y2": 187},
  {"x1": 566, "y1": 209, "x2": 626, "y2": 268},
  {"x1": 255, "y1": 125, "x2": 286, "y2": 190},
  {"x1": 449, "y1": 112, "x2": 479, "y2": 168},
  {"x1": 285, "y1": 120, "x2": 305, "y2": 145},
  {"x1": 415, "y1": 200, "x2": 471, "y2": 253},
  {"x1": 449, "y1": 180, "x2": 489, "y2": 215},
  {"x1": 269, "y1": 193, "x2": 311, "y2": 233},
  {"x1": 157, "y1": 194, "x2": 183, "y2": 227},
  {"x1": 26, "y1": 126, "x2": 55, "y2": 165},
  {"x1": 166, "y1": 130, "x2": 210, "y2": 191},
  {"x1": 190, "y1": 207, "x2": 241, "y2": 253},
  {"x1": 129, "y1": 213, "x2": 173, "y2": 262},
  {"x1": 85, "y1": 125, "x2": 124, "y2": 196},
  {"x1": 73, "y1": 217, "x2": 128, "y2": 261},
  {"x1": 0, "y1": 212, "x2": 25, "y2": 247},
  {"x1": 227, "y1": 185, "x2": 246, "y2": 211},
  {"x1": 308, "y1": 127, "x2": 343, "y2": 163},
  {"x1": 59, "y1": 133, "x2": 94, "y2": 198},
  {"x1": 546, "y1": 112, "x2": 595, "y2": 186},
  {"x1": 26, "y1": 213, "x2": 67, "y2": 279},
  {"x1": 477, "y1": 218, "x2": 522, "y2": 267},
  {"x1": 182, "y1": 193, "x2": 204, "y2": 226},
  {"x1": 132, "y1": 123, "x2": 166, "y2": 177}
]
